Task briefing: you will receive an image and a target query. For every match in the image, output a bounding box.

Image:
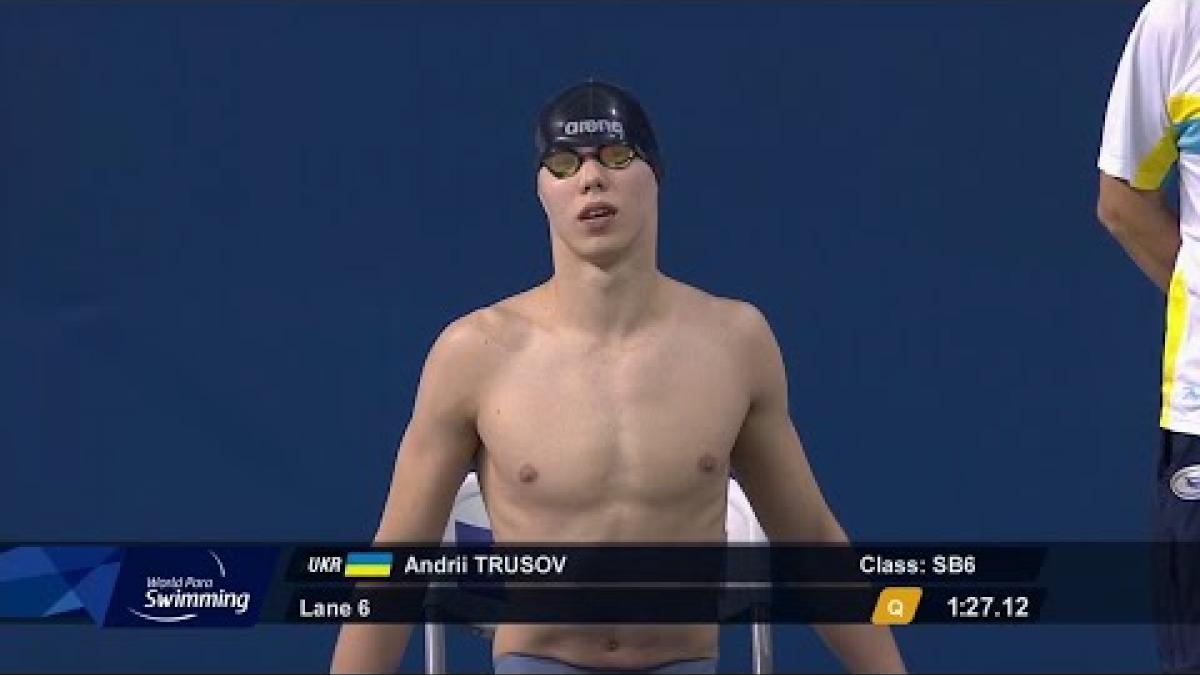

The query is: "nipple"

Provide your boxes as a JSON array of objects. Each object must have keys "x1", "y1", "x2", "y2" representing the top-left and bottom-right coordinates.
[{"x1": 518, "y1": 463, "x2": 539, "y2": 483}]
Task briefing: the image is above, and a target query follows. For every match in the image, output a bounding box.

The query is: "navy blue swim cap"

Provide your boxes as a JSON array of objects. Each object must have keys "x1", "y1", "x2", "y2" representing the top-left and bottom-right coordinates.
[{"x1": 534, "y1": 80, "x2": 664, "y2": 183}]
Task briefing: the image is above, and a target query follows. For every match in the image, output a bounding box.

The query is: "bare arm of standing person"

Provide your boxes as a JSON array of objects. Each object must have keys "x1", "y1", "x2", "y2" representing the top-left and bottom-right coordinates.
[
  {"x1": 330, "y1": 316, "x2": 491, "y2": 673},
  {"x1": 1097, "y1": 173, "x2": 1180, "y2": 292},
  {"x1": 729, "y1": 304, "x2": 906, "y2": 674}
]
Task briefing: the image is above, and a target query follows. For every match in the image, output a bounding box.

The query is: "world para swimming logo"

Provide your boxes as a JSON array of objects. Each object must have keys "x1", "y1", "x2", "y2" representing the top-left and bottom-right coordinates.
[
  {"x1": 127, "y1": 550, "x2": 248, "y2": 623},
  {"x1": 1170, "y1": 465, "x2": 1200, "y2": 500},
  {"x1": 104, "y1": 546, "x2": 278, "y2": 627}
]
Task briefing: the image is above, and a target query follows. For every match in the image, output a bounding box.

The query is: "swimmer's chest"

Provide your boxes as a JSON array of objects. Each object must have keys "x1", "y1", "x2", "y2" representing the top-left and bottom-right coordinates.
[{"x1": 475, "y1": 333, "x2": 749, "y2": 499}]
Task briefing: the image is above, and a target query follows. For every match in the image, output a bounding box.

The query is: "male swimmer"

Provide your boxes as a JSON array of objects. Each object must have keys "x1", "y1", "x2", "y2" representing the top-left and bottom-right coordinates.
[{"x1": 330, "y1": 80, "x2": 906, "y2": 674}]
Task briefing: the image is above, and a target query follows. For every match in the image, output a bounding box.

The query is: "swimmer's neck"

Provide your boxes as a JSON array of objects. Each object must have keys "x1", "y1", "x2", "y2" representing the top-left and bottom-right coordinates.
[{"x1": 543, "y1": 248, "x2": 667, "y2": 339}]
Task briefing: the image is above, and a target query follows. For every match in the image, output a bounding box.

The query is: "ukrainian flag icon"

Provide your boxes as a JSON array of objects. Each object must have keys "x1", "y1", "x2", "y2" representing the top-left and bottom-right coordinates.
[{"x1": 344, "y1": 552, "x2": 394, "y2": 578}]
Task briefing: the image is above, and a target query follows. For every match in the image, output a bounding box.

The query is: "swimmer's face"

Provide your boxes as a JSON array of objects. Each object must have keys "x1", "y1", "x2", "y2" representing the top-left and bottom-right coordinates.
[{"x1": 536, "y1": 145, "x2": 658, "y2": 264}]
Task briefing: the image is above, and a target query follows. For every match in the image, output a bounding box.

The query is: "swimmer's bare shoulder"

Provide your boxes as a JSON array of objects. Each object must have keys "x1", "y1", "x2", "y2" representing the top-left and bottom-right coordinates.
[
  {"x1": 662, "y1": 277, "x2": 776, "y2": 369},
  {"x1": 379, "y1": 293, "x2": 544, "y2": 521}
]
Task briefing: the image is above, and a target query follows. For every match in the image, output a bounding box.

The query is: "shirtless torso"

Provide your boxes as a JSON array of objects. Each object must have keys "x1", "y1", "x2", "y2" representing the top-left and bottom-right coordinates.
[{"x1": 475, "y1": 279, "x2": 752, "y2": 667}]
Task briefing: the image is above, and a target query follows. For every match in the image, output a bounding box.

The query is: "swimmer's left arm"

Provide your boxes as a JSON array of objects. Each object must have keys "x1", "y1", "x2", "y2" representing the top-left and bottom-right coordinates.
[
  {"x1": 729, "y1": 302, "x2": 907, "y2": 675},
  {"x1": 727, "y1": 303, "x2": 842, "y2": 543}
]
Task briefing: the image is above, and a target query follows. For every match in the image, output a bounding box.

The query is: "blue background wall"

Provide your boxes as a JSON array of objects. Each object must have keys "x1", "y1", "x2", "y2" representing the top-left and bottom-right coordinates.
[{"x1": 0, "y1": 2, "x2": 1165, "y2": 672}]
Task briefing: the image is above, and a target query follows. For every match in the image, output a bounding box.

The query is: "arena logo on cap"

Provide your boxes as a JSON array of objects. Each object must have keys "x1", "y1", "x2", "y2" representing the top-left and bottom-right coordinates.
[
  {"x1": 1170, "y1": 464, "x2": 1200, "y2": 500},
  {"x1": 563, "y1": 119, "x2": 624, "y2": 138}
]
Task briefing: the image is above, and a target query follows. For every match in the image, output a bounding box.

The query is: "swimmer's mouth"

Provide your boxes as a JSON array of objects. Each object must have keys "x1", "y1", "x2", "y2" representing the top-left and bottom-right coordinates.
[{"x1": 578, "y1": 203, "x2": 618, "y2": 221}]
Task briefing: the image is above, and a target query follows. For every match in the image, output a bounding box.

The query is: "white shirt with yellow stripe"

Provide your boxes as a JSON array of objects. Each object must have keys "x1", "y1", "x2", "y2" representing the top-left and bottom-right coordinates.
[{"x1": 1100, "y1": 0, "x2": 1200, "y2": 434}]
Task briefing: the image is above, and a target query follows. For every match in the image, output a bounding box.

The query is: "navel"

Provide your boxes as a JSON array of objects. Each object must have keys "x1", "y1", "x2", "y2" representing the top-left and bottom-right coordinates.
[
  {"x1": 698, "y1": 453, "x2": 718, "y2": 473},
  {"x1": 518, "y1": 463, "x2": 539, "y2": 483}
]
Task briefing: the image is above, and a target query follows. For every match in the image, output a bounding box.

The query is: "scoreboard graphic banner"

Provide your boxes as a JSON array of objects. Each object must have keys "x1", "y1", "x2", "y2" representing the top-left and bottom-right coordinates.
[{"x1": 0, "y1": 544, "x2": 1193, "y2": 626}]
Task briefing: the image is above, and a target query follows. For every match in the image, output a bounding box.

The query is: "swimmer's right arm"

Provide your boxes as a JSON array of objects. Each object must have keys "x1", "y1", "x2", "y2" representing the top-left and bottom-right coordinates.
[{"x1": 330, "y1": 316, "x2": 491, "y2": 674}]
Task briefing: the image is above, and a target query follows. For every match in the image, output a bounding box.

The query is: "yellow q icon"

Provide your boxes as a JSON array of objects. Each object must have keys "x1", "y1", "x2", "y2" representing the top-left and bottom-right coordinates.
[{"x1": 871, "y1": 587, "x2": 922, "y2": 625}]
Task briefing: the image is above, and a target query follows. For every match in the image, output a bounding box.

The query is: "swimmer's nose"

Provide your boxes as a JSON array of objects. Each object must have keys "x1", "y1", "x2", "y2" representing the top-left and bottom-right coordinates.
[{"x1": 578, "y1": 156, "x2": 608, "y2": 193}]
